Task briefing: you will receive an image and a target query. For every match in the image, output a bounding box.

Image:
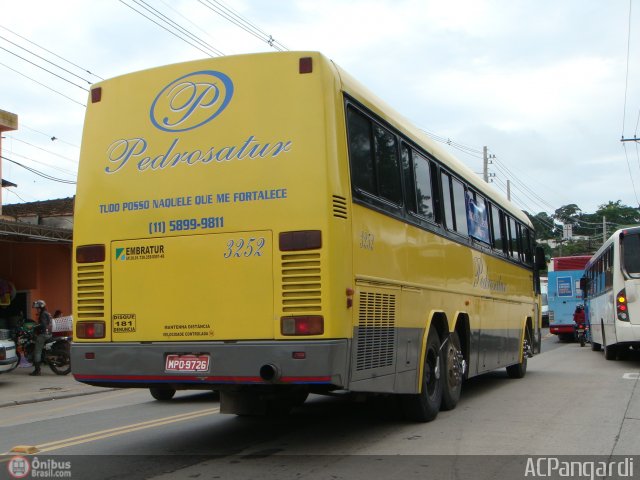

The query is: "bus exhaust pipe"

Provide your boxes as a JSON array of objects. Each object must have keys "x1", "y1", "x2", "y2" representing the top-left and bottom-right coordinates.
[{"x1": 260, "y1": 364, "x2": 281, "y2": 382}]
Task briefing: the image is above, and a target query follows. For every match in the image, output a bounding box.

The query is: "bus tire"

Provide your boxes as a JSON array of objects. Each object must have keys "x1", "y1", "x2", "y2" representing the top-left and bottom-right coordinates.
[
  {"x1": 401, "y1": 325, "x2": 442, "y2": 422},
  {"x1": 441, "y1": 331, "x2": 463, "y2": 411},
  {"x1": 506, "y1": 327, "x2": 530, "y2": 379},
  {"x1": 150, "y1": 386, "x2": 176, "y2": 401},
  {"x1": 604, "y1": 343, "x2": 617, "y2": 360}
]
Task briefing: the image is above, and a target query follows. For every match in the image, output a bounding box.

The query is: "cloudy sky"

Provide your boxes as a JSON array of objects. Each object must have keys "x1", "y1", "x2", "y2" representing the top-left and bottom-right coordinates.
[{"x1": 1, "y1": 0, "x2": 639, "y2": 217}]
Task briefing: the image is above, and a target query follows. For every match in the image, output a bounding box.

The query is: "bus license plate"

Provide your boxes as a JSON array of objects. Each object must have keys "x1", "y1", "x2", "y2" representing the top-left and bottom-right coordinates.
[{"x1": 165, "y1": 354, "x2": 210, "y2": 372}]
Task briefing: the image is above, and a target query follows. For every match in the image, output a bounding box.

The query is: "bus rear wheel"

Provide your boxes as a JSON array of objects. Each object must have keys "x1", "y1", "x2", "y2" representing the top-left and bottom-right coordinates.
[
  {"x1": 604, "y1": 343, "x2": 618, "y2": 360},
  {"x1": 506, "y1": 327, "x2": 530, "y2": 379},
  {"x1": 150, "y1": 386, "x2": 176, "y2": 401},
  {"x1": 441, "y1": 331, "x2": 463, "y2": 411},
  {"x1": 402, "y1": 325, "x2": 442, "y2": 422}
]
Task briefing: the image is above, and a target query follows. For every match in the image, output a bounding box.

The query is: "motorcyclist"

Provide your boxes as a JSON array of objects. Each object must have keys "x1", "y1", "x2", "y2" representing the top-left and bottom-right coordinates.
[
  {"x1": 573, "y1": 305, "x2": 586, "y2": 326},
  {"x1": 30, "y1": 299, "x2": 52, "y2": 376}
]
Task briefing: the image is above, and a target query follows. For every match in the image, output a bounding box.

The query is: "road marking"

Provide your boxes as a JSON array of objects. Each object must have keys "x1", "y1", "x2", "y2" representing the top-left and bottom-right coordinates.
[
  {"x1": 623, "y1": 372, "x2": 640, "y2": 380},
  {"x1": 3, "y1": 407, "x2": 220, "y2": 455}
]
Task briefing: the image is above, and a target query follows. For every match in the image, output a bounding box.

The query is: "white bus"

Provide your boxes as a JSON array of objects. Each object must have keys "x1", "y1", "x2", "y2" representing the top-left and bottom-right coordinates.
[{"x1": 583, "y1": 227, "x2": 640, "y2": 359}]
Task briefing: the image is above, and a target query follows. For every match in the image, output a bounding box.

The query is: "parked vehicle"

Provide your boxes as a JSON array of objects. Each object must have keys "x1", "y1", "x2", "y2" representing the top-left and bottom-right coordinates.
[
  {"x1": 14, "y1": 323, "x2": 71, "y2": 375},
  {"x1": 0, "y1": 333, "x2": 19, "y2": 374}
]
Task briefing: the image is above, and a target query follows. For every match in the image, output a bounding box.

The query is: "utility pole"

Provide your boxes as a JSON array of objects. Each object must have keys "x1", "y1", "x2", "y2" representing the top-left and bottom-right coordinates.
[
  {"x1": 483, "y1": 146, "x2": 488, "y2": 183},
  {"x1": 507, "y1": 179, "x2": 511, "y2": 201},
  {"x1": 603, "y1": 216, "x2": 606, "y2": 243}
]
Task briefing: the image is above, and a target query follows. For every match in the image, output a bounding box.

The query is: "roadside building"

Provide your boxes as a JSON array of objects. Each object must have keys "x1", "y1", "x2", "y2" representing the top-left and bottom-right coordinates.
[{"x1": 0, "y1": 198, "x2": 73, "y2": 328}]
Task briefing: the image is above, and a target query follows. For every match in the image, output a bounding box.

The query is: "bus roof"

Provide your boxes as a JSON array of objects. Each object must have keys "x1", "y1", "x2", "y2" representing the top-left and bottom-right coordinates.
[{"x1": 585, "y1": 225, "x2": 640, "y2": 269}]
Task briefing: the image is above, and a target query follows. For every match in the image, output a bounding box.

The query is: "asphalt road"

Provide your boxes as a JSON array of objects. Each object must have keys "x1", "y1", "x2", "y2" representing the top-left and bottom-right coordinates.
[{"x1": 1, "y1": 331, "x2": 639, "y2": 479}]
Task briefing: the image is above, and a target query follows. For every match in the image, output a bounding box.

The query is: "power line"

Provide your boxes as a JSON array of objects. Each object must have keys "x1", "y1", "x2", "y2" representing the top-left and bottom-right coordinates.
[
  {"x1": 158, "y1": 0, "x2": 226, "y2": 54},
  {"x1": 420, "y1": 129, "x2": 484, "y2": 158},
  {"x1": 0, "y1": 45, "x2": 89, "y2": 91},
  {"x1": 4, "y1": 188, "x2": 30, "y2": 203},
  {"x1": 132, "y1": 0, "x2": 224, "y2": 56},
  {"x1": 20, "y1": 124, "x2": 80, "y2": 150},
  {"x1": 0, "y1": 34, "x2": 93, "y2": 86},
  {"x1": 491, "y1": 156, "x2": 558, "y2": 213},
  {"x1": 1, "y1": 155, "x2": 77, "y2": 184},
  {"x1": 7, "y1": 150, "x2": 77, "y2": 177},
  {"x1": 0, "y1": 61, "x2": 86, "y2": 107},
  {"x1": 0, "y1": 24, "x2": 103, "y2": 81},
  {"x1": 119, "y1": 0, "x2": 222, "y2": 57},
  {"x1": 6, "y1": 136, "x2": 78, "y2": 165},
  {"x1": 198, "y1": 0, "x2": 288, "y2": 51}
]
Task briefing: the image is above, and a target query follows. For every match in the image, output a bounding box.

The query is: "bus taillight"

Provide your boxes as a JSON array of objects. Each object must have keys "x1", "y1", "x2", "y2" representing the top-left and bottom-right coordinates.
[
  {"x1": 279, "y1": 230, "x2": 321, "y2": 251},
  {"x1": 91, "y1": 87, "x2": 102, "y2": 103},
  {"x1": 617, "y1": 289, "x2": 629, "y2": 322},
  {"x1": 76, "y1": 244, "x2": 105, "y2": 263},
  {"x1": 299, "y1": 57, "x2": 313, "y2": 74},
  {"x1": 76, "y1": 321, "x2": 106, "y2": 339},
  {"x1": 281, "y1": 316, "x2": 324, "y2": 335}
]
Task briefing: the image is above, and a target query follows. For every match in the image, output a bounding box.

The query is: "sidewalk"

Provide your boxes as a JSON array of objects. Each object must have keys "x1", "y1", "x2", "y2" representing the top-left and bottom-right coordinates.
[{"x1": 0, "y1": 362, "x2": 115, "y2": 407}]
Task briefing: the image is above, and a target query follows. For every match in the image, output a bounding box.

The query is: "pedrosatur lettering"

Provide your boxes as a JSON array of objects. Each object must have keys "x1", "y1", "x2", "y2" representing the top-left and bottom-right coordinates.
[{"x1": 105, "y1": 136, "x2": 293, "y2": 174}]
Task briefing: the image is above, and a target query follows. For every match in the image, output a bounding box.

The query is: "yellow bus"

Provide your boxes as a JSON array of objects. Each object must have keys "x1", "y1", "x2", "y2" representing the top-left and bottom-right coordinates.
[{"x1": 72, "y1": 51, "x2": 545, "y2": 421}]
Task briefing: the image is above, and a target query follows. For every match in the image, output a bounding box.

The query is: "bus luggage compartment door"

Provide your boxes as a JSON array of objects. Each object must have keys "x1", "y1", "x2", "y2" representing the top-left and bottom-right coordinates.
[{"x1": 110, "y1": 231, "x2": 274, "y2": 341}]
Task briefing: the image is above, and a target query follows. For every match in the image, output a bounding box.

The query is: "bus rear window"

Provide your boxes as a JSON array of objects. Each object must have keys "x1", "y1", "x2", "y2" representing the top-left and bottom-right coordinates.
[{"x1": 623, "y1": 233, "x2": 640, "y2": 277}]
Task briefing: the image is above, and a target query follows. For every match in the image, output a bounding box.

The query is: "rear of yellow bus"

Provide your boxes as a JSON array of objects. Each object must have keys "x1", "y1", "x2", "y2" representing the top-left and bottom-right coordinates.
[{"x1": 72, "y1": 52, "x2": 353, "y2": 413}]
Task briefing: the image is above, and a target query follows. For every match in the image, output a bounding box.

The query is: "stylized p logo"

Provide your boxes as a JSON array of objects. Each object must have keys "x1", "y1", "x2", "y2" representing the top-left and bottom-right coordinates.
[{"x1": 150, "y1": 70, "x2": 234, "y2": 132}]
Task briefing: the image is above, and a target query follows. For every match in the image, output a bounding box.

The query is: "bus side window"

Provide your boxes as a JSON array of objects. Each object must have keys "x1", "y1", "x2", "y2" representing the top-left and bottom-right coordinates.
[
  {"x1": 490, "y1": 203, "x2": 505, "y2": 254},
  {"x1": 515, "y1": 222, "x2": 527, "y2": 263},
  {"x1": 441, "y1": 172, "x2": 454, "y2": 231},
  {"x1": 451, "y1": 177, "x2": 468, "y2": 236},
  {"x1": 413, "y1": 151, "x2": 435, "y2": 221},
  {"x1": 522, "y1": 227, "x2": 534, "y2": 265},
  {"x1": 507, "y1": 216, "x2": 518, "y2": 259},
  {"x1": 605, "y1": 245, "x2": 613, "y2": 289},
  {"x1": 401, "y1": 144, "x2": 417, "y2": 213},
  {"x1": 373, "y1": 123, "x2": 402, "y2": 204},
  {"x1": 346, "y1": 107, "x2": 376, "y2": 195},
  {"x1": 347, "y1": 107, "x2": 402, "y2": 205}
]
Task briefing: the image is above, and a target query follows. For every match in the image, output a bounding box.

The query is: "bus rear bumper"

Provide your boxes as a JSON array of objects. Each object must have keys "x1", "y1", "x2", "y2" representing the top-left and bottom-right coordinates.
[
  {"x1": 71, "y1": 340, "x2": 349, "y2": 390},
  {"x1": 550, "y1": 325, "x2": 575, "y2": 334}
]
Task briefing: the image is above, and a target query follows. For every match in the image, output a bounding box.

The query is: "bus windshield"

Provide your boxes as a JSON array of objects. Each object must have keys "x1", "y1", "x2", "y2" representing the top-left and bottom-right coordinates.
[{"x1": 623, "y1": 233, "x2": 640, "y2": 277}]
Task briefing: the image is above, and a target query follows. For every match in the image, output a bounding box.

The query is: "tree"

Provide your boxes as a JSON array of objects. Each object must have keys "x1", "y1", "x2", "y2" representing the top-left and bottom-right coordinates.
[
  {"x1": 525, "y1": 211, "x2": 557, "y2": 239},
  {"x1": 552, "y1": 204, "x2": 581, "y2": 226},
  {"x1": 595, "y1": 200, "x2": 640, "y2": 228}
]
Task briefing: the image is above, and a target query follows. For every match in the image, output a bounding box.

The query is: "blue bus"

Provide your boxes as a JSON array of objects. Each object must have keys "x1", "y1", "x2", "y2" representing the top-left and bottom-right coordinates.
[{"x1": 548, "y1": 256, "x2": 590, "y2": 341}]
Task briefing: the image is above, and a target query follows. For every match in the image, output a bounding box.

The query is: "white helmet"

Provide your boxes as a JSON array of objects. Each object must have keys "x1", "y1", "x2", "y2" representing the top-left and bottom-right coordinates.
[{"x1": 33, "y1": 300, "x2": 46, "y2": 309}]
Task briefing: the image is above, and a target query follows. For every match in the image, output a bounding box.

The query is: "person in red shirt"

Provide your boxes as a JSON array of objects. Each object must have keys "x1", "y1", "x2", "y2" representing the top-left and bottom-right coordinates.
[{"x1": 573, "y1": 305, "x2": 586, "y2": 326}]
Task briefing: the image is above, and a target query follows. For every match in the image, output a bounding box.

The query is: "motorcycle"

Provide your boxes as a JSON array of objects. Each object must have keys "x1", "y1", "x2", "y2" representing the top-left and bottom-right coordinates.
[
  {"x1": 575, "y1": 322, "x2": 589, "y2": 348},
  {"x1": 14, "y1": 324, "x2": 71, "y2": 375}
]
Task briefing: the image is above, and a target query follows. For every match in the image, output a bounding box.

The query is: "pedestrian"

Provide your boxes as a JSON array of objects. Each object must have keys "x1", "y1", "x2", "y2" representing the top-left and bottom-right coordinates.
[{"x1": 30, "y1": 300, "x2": 52, "y2": 376}]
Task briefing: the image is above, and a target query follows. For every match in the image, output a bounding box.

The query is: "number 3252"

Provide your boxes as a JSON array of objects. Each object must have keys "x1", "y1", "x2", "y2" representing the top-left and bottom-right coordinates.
[{"x1": 224, "y1": 238, "x2": 265, "y2": 258}]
